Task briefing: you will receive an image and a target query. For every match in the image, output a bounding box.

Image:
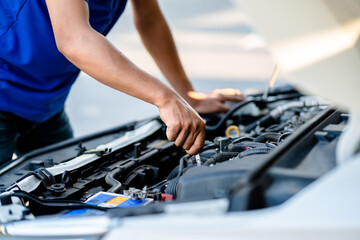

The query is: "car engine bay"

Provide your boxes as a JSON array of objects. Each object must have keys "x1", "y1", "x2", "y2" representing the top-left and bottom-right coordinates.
[{"x1": 0, "y1": 84, "x2": 347, "y2": 226}]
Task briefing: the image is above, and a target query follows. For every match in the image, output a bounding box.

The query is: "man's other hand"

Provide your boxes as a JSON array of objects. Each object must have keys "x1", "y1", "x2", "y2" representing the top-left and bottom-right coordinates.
[{"x1": 185, "y1": 88, "x2": 246, "y2": 114}]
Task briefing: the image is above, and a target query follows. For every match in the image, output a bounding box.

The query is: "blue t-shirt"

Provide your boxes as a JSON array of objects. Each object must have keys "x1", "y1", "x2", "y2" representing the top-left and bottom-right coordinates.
[{"x1": 0, "y1": 0, "x2": 128, "y2": 122}]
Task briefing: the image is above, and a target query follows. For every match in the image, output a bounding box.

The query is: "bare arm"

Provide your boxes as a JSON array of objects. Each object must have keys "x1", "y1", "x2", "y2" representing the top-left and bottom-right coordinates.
[
  {"x1": 45, "y1": 0, "x2": 205, "y2": 154},
  {"x1": 132, "y1": 0, "x2": 245, "y2": 114},
  {"x1": 131, "y1": 0, "x2": 193, "y2": 99}
]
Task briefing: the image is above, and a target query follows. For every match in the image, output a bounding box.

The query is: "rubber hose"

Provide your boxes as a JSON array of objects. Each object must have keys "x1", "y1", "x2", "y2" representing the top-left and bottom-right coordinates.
[
  {"x1": 105, "y1": 168, "x2": 123, "y2": 193},
  {"x1": 176, "y1": 156, "x2": 188, "y2": 178},
  {"x1": 253, "y1": 133, "x2": 280, "y2": 143},
  {"x1": 204, "y1": 152, "x2": 239, "y2": 166},
  {"x1": 233, "y1": 136, "x2": 255, "y2": 144},
  {"x1": 165, "y1": 176, "x2": 180, "y2": 198},
  {"x1": 244, "y1": 114, "x2": 276, "y2": 133},
  {"x1": 265, "y1": 122, "x2": 287, "y2": 132},
  {"x1": 237, "y1": 147, "x2": 272, "y2": 159},
  {"x1": 206, "y1": 100, "x2": 259, "y2": 132},
  {"x1": 167, "y1": 165, "x2": 180, "y2": 180},
  {"x1": 4, "y1": 190, "x2": 107, "y2": 212},
  {"x1": 277, "y1": 132, "x2": 293, "y2": 144}
]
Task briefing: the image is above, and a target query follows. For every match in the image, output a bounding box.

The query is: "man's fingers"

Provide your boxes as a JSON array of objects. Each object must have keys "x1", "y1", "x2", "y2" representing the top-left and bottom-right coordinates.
[
  {"x1": 174, "y1": 125, "x2": 191, "y2": 148},
  {"x1": 216, "y1": 93, "x2": 245, "y2": 102},
  {"x1": 212, "y1": 88, "x2": 242, "y2": 96},
  {"x1": 166, "y1": 123, "x2": 181, "y2": 141},
  {"x1": 186, "y1": 130, "x2": 205, "y2": 155},
  {"x1": 182, "y1": 123, "x2": 200, "y2": 150},
  {"x1": 217, "y1": 102, "x2": 231, "y2": 113},
  {"x1": 174, "y1": 118, "x2": 205, "y2": 152},
  {"x1": 210, "y1": 88, "x2": 246, "y2": 103},
  {"x1": 225, "y1": 94, "x2": 246, "y2": 102}
]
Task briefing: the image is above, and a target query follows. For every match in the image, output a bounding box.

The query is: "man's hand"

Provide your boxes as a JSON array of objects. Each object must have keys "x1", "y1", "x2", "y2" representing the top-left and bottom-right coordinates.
[
  {"x1": 158, "y1": 94, "x2": 205, "y2": 155},
  {"x1": 185, "y1": 88, "x2": 246, "y2": 114}
]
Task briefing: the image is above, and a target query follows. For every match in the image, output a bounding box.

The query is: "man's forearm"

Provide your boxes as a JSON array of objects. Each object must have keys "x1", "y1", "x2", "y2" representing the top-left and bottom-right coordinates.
[
  {"x1": 133, "y1": 1, "x2": 195, "y2": 99},
  {"x1": 60, "y1": 28, "x2": 175, "y2": 108}
]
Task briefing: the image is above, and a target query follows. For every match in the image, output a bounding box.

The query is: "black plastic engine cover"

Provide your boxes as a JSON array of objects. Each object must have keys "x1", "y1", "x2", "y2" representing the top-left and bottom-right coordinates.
[{"x1": 177, "y1": 154, "x2": 268, "y2": 200}]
